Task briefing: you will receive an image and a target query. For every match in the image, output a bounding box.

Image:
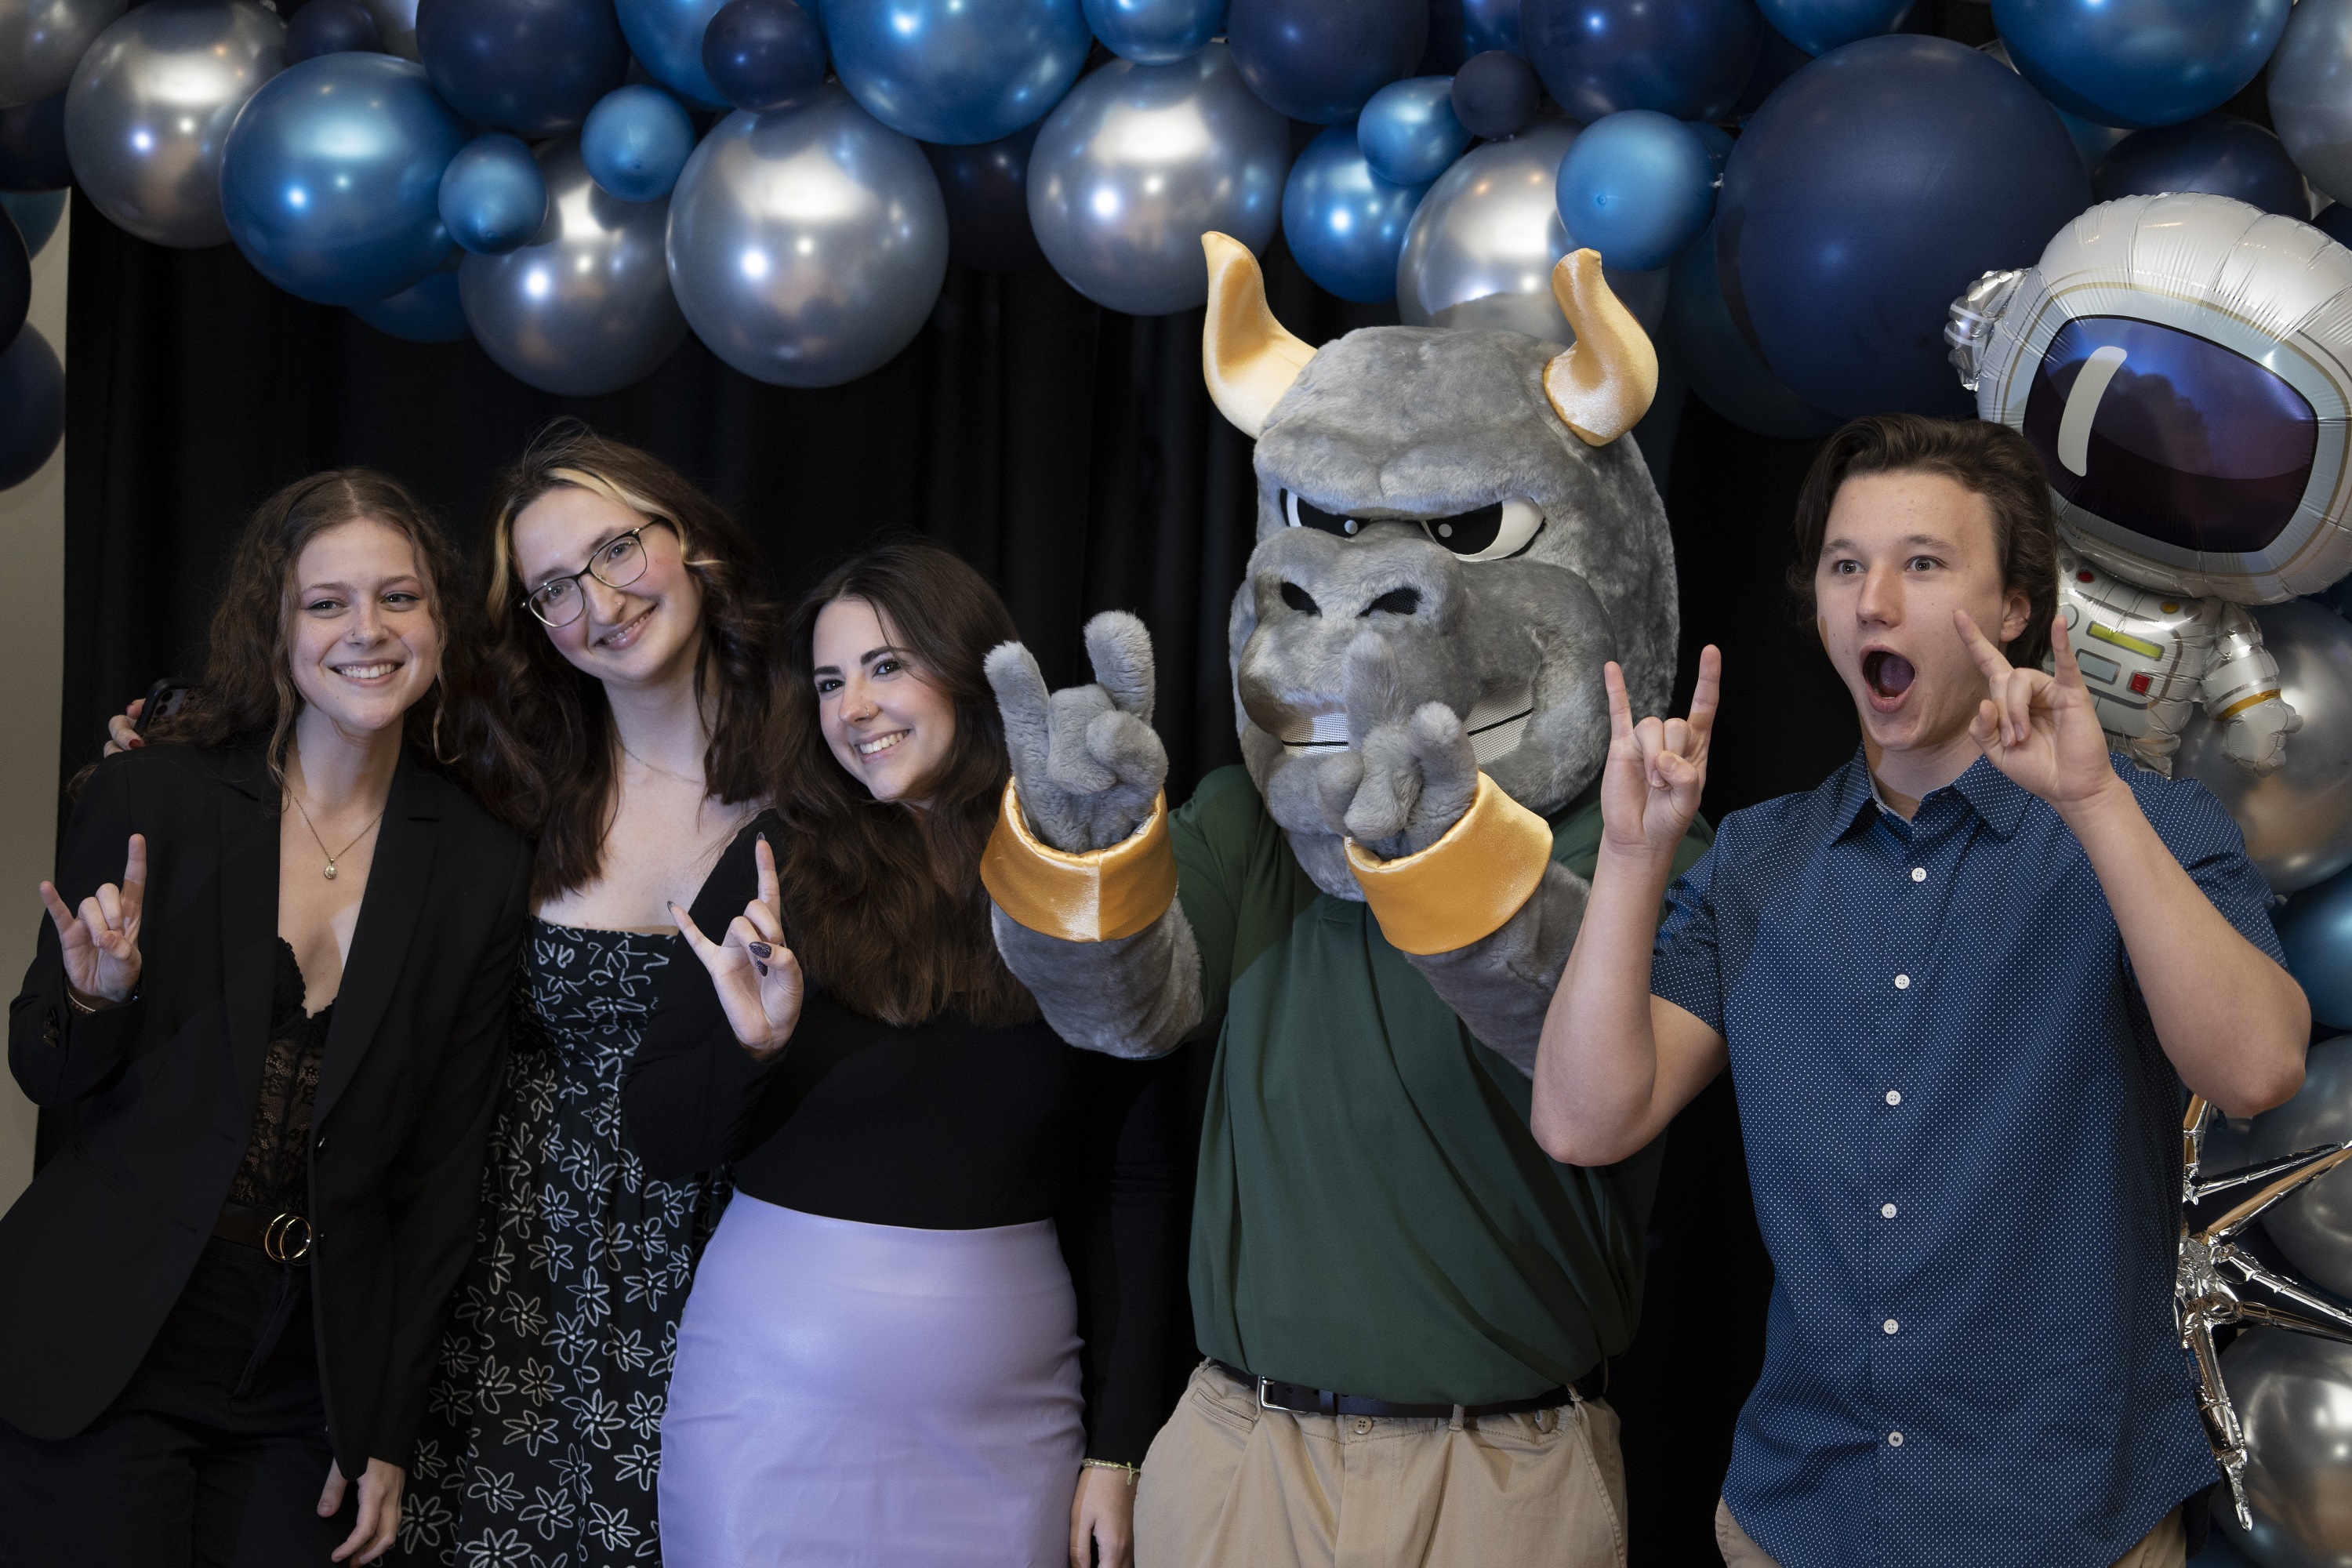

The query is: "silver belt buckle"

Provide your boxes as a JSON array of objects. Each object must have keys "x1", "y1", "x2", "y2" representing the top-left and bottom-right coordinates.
[{"x1": 1256, "y1": 1376, "x2": 1276, "y2": 1411}]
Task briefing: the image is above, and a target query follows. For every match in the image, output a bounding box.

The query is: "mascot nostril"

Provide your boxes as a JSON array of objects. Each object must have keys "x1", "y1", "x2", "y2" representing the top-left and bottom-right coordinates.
[{"x1": 979, "y1": 227, "x2": 1702, "y2": 1567}]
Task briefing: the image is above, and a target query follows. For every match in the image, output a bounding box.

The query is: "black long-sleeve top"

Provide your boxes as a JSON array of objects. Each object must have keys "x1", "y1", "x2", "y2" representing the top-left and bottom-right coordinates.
[{"x1": 622, "y1": 816, "x2": 1182, "y2": 1464}]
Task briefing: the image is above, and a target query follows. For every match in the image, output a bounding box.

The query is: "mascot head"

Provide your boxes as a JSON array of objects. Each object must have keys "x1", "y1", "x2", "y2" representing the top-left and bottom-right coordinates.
[{"x1": 1200, "y1": 233, "x2": 1679, "y2": 898}]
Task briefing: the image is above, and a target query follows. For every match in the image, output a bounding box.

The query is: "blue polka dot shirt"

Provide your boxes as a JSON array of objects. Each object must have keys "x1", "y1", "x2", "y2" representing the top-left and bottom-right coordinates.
[{"x1": 1651, "y1": 750, "x2": 2285, "y2": 1568}]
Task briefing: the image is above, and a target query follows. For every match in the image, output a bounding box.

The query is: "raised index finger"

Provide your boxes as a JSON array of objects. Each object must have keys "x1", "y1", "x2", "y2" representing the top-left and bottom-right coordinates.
[
  {"x1": 118, "y1": 834, "x2": 147, "y2": 927},
  {"x1": 1602, "y1": 660, "x2": 1634, "y2": 746},
  {"x1": 1082, "y1": 611, "x2": 1156, "y2": 723},
  {"x1": 984, "y1": 642, "x2": 1052, "y2": 745},
  {"x1": 754, "y1": 832, "x2": 779, "y2": 910},
  {"x1": 1685, "y1": 644, "x2": 1722, "y2": 745}
]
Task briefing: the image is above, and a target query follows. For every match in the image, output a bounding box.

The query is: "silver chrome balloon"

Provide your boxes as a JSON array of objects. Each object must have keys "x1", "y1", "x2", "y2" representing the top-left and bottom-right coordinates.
[
  {"x1": 666, "y1": 87, "x2": 948, "y2": 389},
  {"x1": 2217, "y1": 1328, "x2": 2352, "y2": 1566},
  {"x1": 2211, "y1": 1037, "x2": 2352, "y2": 1301},
  {"x1": 64, "y1": 0, "x2": 285, "y2": 249},
  {"x1": 1397, "y1": 120, "x2": 1667, "y2": 348},
  {"x1": 2271, "y1": 0, "x2": 2352, "y2": 209},
  {"x1": 0, "y1": 0, "x2": 126, "y2": 110},
  {"x1": 2176, "y1": 600, "x2": 2352, "y2": 893},
  {"x1": 459, "y1": 136, "x2": 688, "y2": 397},
  {"x1": 364, "y1": 0, "x2": 421, "y2": 60},
  {"x1": 1028, "y1": 43, "x2": 1290, "y2": 317}
]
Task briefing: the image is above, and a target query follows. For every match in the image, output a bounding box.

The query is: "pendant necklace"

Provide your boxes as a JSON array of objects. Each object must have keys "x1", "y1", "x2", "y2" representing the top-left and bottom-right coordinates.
[
  {"x1": 289, "y1": 789, "x2": 387, "y2": 881},
  {"x1": 620, "y1": 740, "x2": 706, "y2": 789}
]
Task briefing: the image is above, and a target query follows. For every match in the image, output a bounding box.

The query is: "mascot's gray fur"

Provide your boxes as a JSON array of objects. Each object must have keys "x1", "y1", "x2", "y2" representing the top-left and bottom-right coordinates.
[{"x1": 985, "y1": 234, "x2": 1675, "y2": 1075}]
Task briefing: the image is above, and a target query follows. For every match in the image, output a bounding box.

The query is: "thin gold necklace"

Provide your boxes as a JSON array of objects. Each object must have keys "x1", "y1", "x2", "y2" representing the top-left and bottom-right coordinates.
[
  {"x1": 619, "y1": 741, "x2": 706, "y2": 788},
  {"x1": 288, "y1": 789, "x2": 386, "y2": 881}
]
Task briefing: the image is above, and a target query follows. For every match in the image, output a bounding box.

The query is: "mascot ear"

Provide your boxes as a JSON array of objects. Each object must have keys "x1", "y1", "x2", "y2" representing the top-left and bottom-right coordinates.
[
  {"x1": 1543, "y1": 249, "x2": 1660, "y2": 448},
  {"x1": 1202, "y1": 232, "x2": 1318, "y2": 437}
]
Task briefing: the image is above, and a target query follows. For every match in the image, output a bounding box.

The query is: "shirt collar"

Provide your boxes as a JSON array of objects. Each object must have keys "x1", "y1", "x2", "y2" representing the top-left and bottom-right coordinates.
[{"x1": 1828, "y1": 748, "x2": 2031, "y2": 840}]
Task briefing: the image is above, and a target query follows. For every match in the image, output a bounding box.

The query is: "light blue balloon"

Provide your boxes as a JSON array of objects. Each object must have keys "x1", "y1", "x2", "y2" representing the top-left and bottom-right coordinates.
[
  {"x1": 1081, "y1": 0, "x2": 1225, "y2": 65},
  {"x1": 827, "y1": 0, "x2": 1091, "y2": 145},
  {"x1": 614, "y1": 0, "x2": 731, "y2": 109},
  {"x1": 350, "y1": 268, "x2": 470, "y2": 342},
  {"x1": 1555, "y1": 108, "x2": 1715, "y2": 273},
  {"x1": 440, "y1": 133, "x2": 548, "y2": 255},
  {"x1": 1283, "y1": 122, "x2": 1428, "y2": 303},
  {"x1": 1358, "y1": 76, "x2": 1469, "y2": 187},
  {"x1": 582, "y1": 84, "x2": 695, "y2": 201},
  {"x1": 0, "y1": 189, "x2": 64, "y2": 258},
  {"x1": 1664, "y1": 213, "x2": 1836, "y2": 439},
  {"x1": 219, "y1": 53, "x2": 466, "y2": 307},
  {"x1": 1755, "y1": 0, "x2": 1913, "y2": 58},
  {"x1": 2282, "y1": 862, "x2": 2352, "y2": 1031}
]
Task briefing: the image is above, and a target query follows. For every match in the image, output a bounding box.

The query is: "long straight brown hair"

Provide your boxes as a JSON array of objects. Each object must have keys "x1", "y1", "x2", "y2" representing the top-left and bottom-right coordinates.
[
  {"x1": 775, "y1": 539, "x2": 1036, "y2": 1029},
  {"x1": 475, "y1": 420, "x2": 782, "y2": 901}
]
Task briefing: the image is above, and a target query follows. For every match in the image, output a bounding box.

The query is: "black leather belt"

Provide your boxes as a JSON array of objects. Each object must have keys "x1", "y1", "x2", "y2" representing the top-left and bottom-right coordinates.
[
  {"x1": 1210, "y1": 1359, "x2": 1592, "y2": 1421},
  {"x1": 215, "y1": 1203, "x2": 313, "y2": 1265}
]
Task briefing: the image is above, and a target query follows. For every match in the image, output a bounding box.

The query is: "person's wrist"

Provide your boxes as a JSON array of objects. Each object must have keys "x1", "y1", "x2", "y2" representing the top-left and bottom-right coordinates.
[
  {"x1": 2054, "y1": 769, "x2": 2137, "y2": 833},
  {"x1": 66, "y1": 982, "x2": 127, "y2": 1013},
  {"x1": 1595, "y1": 833, "x2": 1683, "y2": 887}
]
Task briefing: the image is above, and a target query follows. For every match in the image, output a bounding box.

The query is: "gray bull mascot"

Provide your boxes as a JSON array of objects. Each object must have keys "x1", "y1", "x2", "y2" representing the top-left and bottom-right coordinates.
[{"x1": 979, "y1": 234, "x2": 1709, "y2": 1566}]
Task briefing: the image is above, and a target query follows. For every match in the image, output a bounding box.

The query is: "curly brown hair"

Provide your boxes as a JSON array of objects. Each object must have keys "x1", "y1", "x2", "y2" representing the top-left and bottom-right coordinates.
[{"x1": 474, "y1": 419, "x2": 783, "y2": 902}]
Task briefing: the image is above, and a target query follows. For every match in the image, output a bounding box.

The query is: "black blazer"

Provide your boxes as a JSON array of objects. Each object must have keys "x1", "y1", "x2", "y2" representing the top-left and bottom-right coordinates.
[{"x1": 0, "y1": 743, "x2": 531, "y2": 1476}]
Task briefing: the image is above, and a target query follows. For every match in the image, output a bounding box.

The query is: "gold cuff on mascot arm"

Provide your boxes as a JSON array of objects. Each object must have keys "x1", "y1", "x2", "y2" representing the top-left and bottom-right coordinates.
[
  {"x1": 980, "y1": 781, "x2": 1178, "y2": 942},
  {"x1": 1345, "y1": 772, "x2": 1554, "y2": 956}
]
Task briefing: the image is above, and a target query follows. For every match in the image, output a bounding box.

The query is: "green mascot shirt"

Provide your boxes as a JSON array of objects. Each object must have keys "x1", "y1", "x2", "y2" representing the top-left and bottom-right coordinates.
[{"x1": 1172, "y1": 764, "x2": 1712, "y2": 1405}]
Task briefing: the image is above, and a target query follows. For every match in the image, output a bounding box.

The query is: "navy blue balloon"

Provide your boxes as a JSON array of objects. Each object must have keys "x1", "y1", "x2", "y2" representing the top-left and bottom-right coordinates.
[
  {"x1": 1755, "y1": 0, "x2": 1908, "y2": 59},
  {"x1": 2280, "y1": 862, "x2": 2352, "y2": 1029},
  {"x1": 1463, "y1": 0, "x2": 1519, "y2": 55},
  {"x1": 350, "y1": 269, "x2": 470, "y2": 342},
  {"x1": 702, "y1": 0, "x2": 826, "y2": 113},
  {"x1": 2318, "y1": 204, "x2": 2352, "y2": 251},
  {"x1": 1228, "y1": 0, "x2": 1428, "y2": 124},
  {"x1": 1522, "y1": 0, "x2": 1763, "y2": 124},
  {"x1": 440, "y1": 133, "x2": 548, "y2": 253},
  {"x1": 286, "y1": 0, "x2": 383, "y2": 62},
  {"x1": 0, "y1": 214, "x2": 25, "y2": 354},
  {"x1": 1359, "y1": 77, "x2": 1469, "y2": 187},
  {"x1": 1991, "y1": 0, "x2": 2291, "y2": 131},
  {"x1": 829, "y1": 0, "x2": 1092, "y2": 145},
  {"x1": 0, "y1": 325, "x2": 62, "y2": 492},
  {"x1": 582, "y1": 85, "x2": 695, "y2": 201},
  {"x1": 1688, "y1": 118, "x2": 1732, "y2": 179},
  {"x1": 1556, "y1": 109, "x2": 1716, "y2": 270},
  {"x1": 2093, "y1": 116, "x2": 2308, "y2": 219},
  {"x1": 2054, "y1": 100, "x2": 2129, "y2": 173},
  {"x1": 615, "y1": 0, "x2": 731, "y2": 108},
  {"x1": 922, "y1": 121, "x2": 1046, "y2": 273},
  {"x1": 416, "y1": 0, "x2": 630, "y2": 137},
  {"x1": 1083, "y1": 0, "x2": 1227, "y2": 65},
  {"x1": 1450, "y1": 48, "x2": 1537, "y2": 138},
  {"x1": 1, "y1": 191, "x2": 65, "y2": 258},
  {"x1": 1717, "y1": 34, "x2": 2089, "y2": 419},
  {"x1": 1282, "y1": 122, "x2": 1429, "y2": 302},
  {"x1": 1666, "y1": 215, "x2": 1835, "y2": 437},
  {"x1": 220, "y1": 53, "x2": 469, "y2": 307},
  {"x1": 0, "y1": 93, "x2": 71, "y2": 193},
  {"x1": 1732, "y1": 19, "x2": 1809, "y2": 117}
]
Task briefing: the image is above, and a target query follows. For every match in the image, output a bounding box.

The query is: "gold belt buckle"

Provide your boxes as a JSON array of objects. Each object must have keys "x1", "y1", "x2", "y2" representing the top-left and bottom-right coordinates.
[{"x1": 263, "y1": 1213, "x2": 313, "y2": 1264}]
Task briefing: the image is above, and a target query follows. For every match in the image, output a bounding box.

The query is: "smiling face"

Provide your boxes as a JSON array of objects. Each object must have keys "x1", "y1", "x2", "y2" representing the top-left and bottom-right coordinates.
[
  {"x1": 286, "y1": 517, "x2": 444, "y2": 736},
  {"x1": 811, "y1": 595, "x2": 958, "y2": 807},
  {"x1": 510, "y1": 484, "x2": 705, "y2": 691},
  {"x1": 1815, "y1": 470, "x2": 2032, "y2": 768}
]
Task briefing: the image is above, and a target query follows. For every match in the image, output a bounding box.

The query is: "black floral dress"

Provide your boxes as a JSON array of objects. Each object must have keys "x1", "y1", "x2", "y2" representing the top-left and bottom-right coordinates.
[{"x1": 398, "y1": 922, "x2": 729, "y2": 1568}]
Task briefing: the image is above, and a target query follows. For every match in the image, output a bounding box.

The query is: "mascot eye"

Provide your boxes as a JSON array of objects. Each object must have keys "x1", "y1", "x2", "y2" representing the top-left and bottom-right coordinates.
[
  {"x1": 1421, "y1": 499, "x2": 1544, "y2": 561},
  {"x1": 1283, "y1": 489, "x2": 1363, "y2": 537}
]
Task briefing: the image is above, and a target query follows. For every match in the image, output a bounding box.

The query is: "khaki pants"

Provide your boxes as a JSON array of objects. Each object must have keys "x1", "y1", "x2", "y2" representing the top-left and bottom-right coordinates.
[
  {"x1": 1713, "y1": 1497, "x2": 2186, "y2": 1568},
  {"x1": 1134, "y1": 1361, "x2": 1629, "y2": 1568}
]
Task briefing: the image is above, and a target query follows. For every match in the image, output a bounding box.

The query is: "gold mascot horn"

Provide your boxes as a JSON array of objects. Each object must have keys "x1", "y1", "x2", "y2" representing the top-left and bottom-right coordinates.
[
  {"x1": 1544, "y1": 249, "x2": 1659, "y2": 446},
  {"x1": 1201, "y1": 232, "x2": 1318, "y2": 437}
]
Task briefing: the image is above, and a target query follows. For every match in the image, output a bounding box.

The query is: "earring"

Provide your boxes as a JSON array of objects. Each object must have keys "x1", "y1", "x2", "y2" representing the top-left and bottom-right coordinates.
[{"x1": 430, "y1": 680, "x2": 458, "y2": 765}]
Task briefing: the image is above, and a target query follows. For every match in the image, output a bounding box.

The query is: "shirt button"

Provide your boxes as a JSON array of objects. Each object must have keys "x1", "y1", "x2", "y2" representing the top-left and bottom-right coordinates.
[
  {"x1": 1881, "y1": 1203, "x2": 1898, "y2": 1219},
  {"x1": 1911, "y1": 867, "x2": 1926, "y2": 882},
  {"x1": 1886, "y1": 1090, "x2": 1902, "y2": 1106},
  {"x1": 1883, "y1": 1319, "x2": 1900, "y2": 1334},
  {"x1": 1893, "y1": 974, "x2": 1911, "y2": 989},
  {"x1": 1889, "y1": 1431, "x2": 1904, "y2": 1447}
]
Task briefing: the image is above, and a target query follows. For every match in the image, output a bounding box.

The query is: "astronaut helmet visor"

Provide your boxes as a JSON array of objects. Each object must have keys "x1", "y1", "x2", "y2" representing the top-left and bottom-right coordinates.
[{"x1": 2020, "y1": 315, "x2": 2317, "y2": 557}]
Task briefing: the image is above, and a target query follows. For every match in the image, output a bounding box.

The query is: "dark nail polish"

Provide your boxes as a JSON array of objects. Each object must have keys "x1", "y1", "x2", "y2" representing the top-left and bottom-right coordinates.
[
  {"x1": 757, "y1": 830, "x2": 768, "y2": 844},
  {"x1": 749, "y1": 942, "x2": 772, "y2": 960}
]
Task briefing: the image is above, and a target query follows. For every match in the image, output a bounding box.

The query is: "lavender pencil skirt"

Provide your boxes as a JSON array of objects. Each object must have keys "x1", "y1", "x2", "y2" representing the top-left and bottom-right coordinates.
[{"x1": 657, "y1": 1194, "x2": 1086, "y2": 1567}]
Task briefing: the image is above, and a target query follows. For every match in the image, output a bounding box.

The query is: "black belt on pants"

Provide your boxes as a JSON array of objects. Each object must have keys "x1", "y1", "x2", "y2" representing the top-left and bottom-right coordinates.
[
  {"x1": 1210, "y1": 1359, "x2": 1597, "y2": 1421},
  {"x1": 214, "y1": 1202, "x2": 313, "y2": 1265}
]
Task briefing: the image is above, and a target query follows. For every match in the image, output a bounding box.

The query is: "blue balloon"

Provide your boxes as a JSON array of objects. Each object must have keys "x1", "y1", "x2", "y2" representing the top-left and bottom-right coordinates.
[
  {"x1": 829, "y1": 0, "x2": 1091, "y2": 145},
  {"x1": 2318, "y1": 204, "x2": 2352, "y2": 251},
  {"x1": 2093, "y1": 116, "x2": 2308, "y2": 220},
  {"x1": 923, "y1": 121, "x2": 1047, "y2": 272},
  {"x1": 582, "y1": 84, "x2": 695, "y2": 201},
  {"x1": 440, "y1": 133, "x2": 548, "y2": 254},
  {"x1": 1463, "y1": 0, "x2": 1519, "y2": 55},
  {"x1": 1991, "y1": 0, "x2": 2292, "y2": 131},
  {"x1": 1, "y1": 191, "x2": 65, "y2": 258},
  {"x1": 1688, "y1": 119, "x2": 1732, "y2": 179},
  {"x1": 0, "y1": 325, "x2": 63, "y2": 492},
  {"x1": 1522, "y1": 0, "x2": 1763, "y2": 124},
  {"x1": 1359, "y1": 78, "x2": 1469, "y2": 187},
  {"x1": 0, "y1": 217, "x2": 24, "y2": 362},
  {"x1": 0, "y1": 93, "x2": 70, "y2": 192},
  {"x1": 1555, "y1": 109, "x2": 1715, "y2": 271},
  {"x1": 615, "y1": 0, "x2": 730, "y2": 110},
  {"x1": 1228, "y1": 0, "x2": 1428, "y2": 124},
  {"x1": 416, "y1": 0, "x2": 630, "y2": 136},
  {"x1": 1717, "y1": 34, "x2": 2089, "y2": 418},
  {"x1": 1666, "y1": 215, "x2": 1836, "y2": 437},
  {"x1": 2280, "y1": 860, "x2": 2352, "y2": 1030},
  {"x1": 1450, "y1": 48, "x2": 1537, "y2": 139},
  {"x1": 1282, "y1": 122, "x2": 1429, "y2": 302},
  {"x1": 702, "y1": 0, "x2": 826, "y2": 113},
  {"x1": 286, "y1": 0, "x2": 383, "y2": 61},
  {"x1": 1083, "y1": 0, "x2": 1226, "y2": 65},
  {"x1": 1755, "y1": 0, "x2": 1909, "y2": 59},
  {"x1": 220, "y1": 53, "x2": 469, "y2": 307},
  {"x1": 351, "y1": 268, "x2": 470, "y2": 342},
  {"x1": 2054, "y1": 101, "x2": 2129, "y2": 173}
]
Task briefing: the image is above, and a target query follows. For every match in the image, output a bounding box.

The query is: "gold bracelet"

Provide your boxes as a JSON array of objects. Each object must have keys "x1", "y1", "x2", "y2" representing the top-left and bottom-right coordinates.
[
  {"x1": 64, "y1": 987, "x2": 104, "y2": 1015},
  {"x1": 1080, "y1": 1458, "x2": 1141, "y2": 1488}
]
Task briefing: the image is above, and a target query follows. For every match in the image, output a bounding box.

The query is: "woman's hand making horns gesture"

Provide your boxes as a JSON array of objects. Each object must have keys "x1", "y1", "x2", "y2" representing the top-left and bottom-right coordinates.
[
  {"x1": 672, "y1": 833, "x2": 803, "y2": 1059},
  {"x1": 38, "y1": 835, "x2": 147, "y2": 1008}
]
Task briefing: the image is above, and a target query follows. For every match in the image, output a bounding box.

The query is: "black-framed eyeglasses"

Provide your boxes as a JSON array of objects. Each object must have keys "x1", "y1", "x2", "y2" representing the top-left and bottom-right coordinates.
[{"x1": 521, "y1": 522, "x2": 666, "y2": 628}]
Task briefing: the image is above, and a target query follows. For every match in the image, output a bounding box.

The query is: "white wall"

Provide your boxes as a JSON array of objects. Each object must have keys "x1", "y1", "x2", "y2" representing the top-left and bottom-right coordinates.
[{"x1": 0, "y1": 207, "x2": 67, "y2": 1208}]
